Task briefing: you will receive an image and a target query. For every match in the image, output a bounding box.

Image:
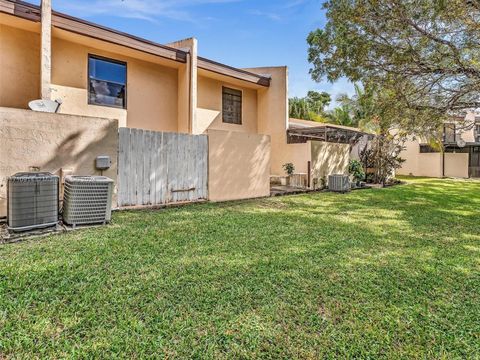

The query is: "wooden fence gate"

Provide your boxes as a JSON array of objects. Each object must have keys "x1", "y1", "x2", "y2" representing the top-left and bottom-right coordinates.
[{"x1": 118, "y1": 128, "x2": 208, "y2": 207}]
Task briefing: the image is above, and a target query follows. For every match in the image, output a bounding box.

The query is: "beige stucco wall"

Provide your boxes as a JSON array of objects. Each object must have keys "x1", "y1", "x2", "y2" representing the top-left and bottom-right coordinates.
[
  {"x1": 398, "y1": 138, "x2": 470, "y2": 178},
  {"x1": 445, "y1": 153, "x2": 469, "y2": 178},
  {"x1": 398, "y1": 137, "x2": 444, "y2": 177},
  {"x1": 417, "y1": 154, "x2": 443, "y2": 177},
  {"x1": 397, "y1": 137, "x2": 420, "y2": 176},
  {"x1": 208, "y1": 130, "x2": 271, "y2": 202},
  {"x1": 310, "y1": 141, "x2": 350, "y2": 182},
  {"x1": 167, "y1": 38, "x2": 197, "y2": 134},
  {"x1": 460, "y1": 112, "x2": 477, "y2": 142},
  {"x1": 0, "y1": 107, "x2": 118, "y2": 217},
  {"x1": 196, "y1": 76, "x2": 258, "y2": 135},
  {"x1": 282, "y1": 142, "x2": 312, "y2": 174},
  {"x1": 245, "y1": 67, "x2": 288, "y2": 175},
  {"x1": 51, "y1": 37, "x2": 179, "y2": 132},
  {"x1": 0, "y1": 24, "x2": 40, "y2": 109}
]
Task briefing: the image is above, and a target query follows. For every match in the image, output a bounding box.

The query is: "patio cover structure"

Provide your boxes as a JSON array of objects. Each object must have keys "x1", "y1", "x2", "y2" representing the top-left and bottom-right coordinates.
[{"x1": 287, "y1": 121, "x2": 374, "y2": 144}]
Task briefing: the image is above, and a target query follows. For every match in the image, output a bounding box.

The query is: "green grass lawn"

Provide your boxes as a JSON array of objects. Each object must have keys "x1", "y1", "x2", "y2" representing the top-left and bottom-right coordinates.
[{"x1": 1, "y1": 177, "x2": 479, "y2": 358}]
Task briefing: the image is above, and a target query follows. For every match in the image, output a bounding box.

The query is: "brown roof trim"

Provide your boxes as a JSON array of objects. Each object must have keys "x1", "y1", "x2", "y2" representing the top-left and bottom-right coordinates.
[
  {"x1": 1, "y1": 0, "x2": 271, "y2": 84},
  {"x1": 0, "y1": 0, "x2": 38, "y2": 21},
  {"x1": 198, "y1": 57, "x2": 271, "y2": 87},
  {"x1": 52, "y1": 12, "x2": 187, "y2": 62},
  {"x1": 0, "y1": 0, "x2": 187, "y2": 63}
]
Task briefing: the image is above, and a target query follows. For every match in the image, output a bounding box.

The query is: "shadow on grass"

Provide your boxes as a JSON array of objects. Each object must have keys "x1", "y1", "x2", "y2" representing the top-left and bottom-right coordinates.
[{"x1": 0, "y1": 178, "x2": 479, "y2": 358}]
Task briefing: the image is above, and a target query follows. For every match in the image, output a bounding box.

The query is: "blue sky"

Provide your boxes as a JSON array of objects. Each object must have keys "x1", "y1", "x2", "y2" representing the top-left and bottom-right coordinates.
[{"x1": 34, "y1": 0, "x2": 354, "y2": 105}]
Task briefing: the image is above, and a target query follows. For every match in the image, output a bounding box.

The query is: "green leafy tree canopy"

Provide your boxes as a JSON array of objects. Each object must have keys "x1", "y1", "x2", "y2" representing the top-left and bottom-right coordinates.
[
  {"x1": 289, "y1": 90, "x2": 331, "y2": 122},
  {"x1": 307, "y1": 0, "x2": 479, "y2": 130}
]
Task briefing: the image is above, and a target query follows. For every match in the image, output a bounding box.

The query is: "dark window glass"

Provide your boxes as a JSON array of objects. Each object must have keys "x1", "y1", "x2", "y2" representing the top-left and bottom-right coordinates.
[
  {"x1": 88, "y1": 55, "x2": 126, "y2": 109},
  {"x1": 419, "y1": 144, "x2": 439, "y2": 153},
  {"x1": 475, "y1": 124, "x2": 480, "y2": 142},
  {"x1": 222, "y1": 87, "x2": 242, "y2": 125},
  {"x1": 443, "y1": 123, "x2": 456, "y2": 143}
]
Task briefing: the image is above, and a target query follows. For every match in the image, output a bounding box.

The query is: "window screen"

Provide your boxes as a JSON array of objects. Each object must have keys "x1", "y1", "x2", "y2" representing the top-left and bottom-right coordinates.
[
  {"x1": 222, "y1": 87, "x2": 242, "y2": 125},
  {"x1": 88, "y1": 55, "x2": 127, "y2": 109}
]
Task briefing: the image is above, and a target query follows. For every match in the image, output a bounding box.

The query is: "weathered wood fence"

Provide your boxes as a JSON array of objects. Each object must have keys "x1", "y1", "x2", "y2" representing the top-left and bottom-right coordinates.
[{"x1": 118, "y1": 128, "x2": 208, "y2": 207}]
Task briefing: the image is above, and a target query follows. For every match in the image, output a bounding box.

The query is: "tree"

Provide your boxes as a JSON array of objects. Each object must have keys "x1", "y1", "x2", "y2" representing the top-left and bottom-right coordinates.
[
  {"x1": 330, "y1": 105, "x2": 354, "y2": 127},
  {"x1": 360, "y1": 137, "x2": 405, "y2": 186},
  {"x1": 329, "y1": 83, "x2": 376, "y2": 128},
  {"x1": 307, "y1": 0, "x2": 480, "y2": 127},
  {"x1": 289, "y1": 91, "x2": 331, "y2": 121},
  {"x1": 306, "y1": 90, "x2": 331, "y2": 115},
  {"x1": 289, "y1": 97, "x2": 310, "y2": 120},
  {"x1": 335, "y1": 82, "x2": 407, "y2": 185}
]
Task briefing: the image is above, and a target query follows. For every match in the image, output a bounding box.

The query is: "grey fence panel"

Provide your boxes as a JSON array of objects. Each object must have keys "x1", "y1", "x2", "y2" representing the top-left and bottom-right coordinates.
[{"x1": 118, "y1": 128, "x2": 208, "y2": 207}]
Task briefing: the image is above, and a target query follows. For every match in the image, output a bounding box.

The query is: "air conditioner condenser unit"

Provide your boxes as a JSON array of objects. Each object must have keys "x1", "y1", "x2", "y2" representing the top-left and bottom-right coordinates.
[
  {"x1": 328, "y1": 174, "x2": 351, "y2": 192},
  {"x1": 62, "y1": 176, "x2": 114, "y2": 227},
  {"x1": 7, "y1": 172, "x2": 59, "y2": 231}
]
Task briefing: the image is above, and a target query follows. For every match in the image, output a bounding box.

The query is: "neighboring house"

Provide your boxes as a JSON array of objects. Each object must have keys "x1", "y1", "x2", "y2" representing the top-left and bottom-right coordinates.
[
  {"x1": 279, "y1": 118, "x2": 370, "y2": 187},
  {"x1": 398, "y1": 113, "x2": 480, "y2": 178},
  {"x1": 0, "y1": 0, "x2": 289, "y2": 215}
]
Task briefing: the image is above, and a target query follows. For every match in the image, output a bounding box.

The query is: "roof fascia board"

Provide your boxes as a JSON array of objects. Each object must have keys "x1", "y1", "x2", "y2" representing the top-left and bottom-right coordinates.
[
  {"x1": 198, "y1": 57, "x2": 271, "y2": 87},
  {"x1": 1, "y1": 0, "x2": 272, "y2": 85},
  {"x1": 0, "y1": 0, "x2": 187, "y2": 63}
]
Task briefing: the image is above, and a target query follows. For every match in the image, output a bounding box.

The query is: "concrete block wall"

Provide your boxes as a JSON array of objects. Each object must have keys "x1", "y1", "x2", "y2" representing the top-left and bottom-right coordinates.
[{"x1": 0, "y1": 107, "x2": 118, "y2": 217}]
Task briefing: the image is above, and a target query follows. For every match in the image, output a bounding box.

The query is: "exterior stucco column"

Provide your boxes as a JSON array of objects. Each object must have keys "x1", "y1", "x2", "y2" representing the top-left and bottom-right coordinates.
[
  {"x1": 189, "y1": 38, "x2": 198, "y2": 134},
  {"x1": 166, "y1": 38, "x2": 198, "y2": 134},
  {"x1": 41, "y1": 0, "x2": 52, "y2": 100}
]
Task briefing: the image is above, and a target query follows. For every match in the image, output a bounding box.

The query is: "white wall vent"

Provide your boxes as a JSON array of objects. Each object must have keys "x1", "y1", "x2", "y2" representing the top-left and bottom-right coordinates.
[
  {"x1": 328, "y1": 174, "x2": 351, "y2": 192},
  {"x1": 63, "y1": 176, "x2": 114, "y2": 227},
  {"x1": 7, "y1": 172, "x2": 59, "y2": 231}
]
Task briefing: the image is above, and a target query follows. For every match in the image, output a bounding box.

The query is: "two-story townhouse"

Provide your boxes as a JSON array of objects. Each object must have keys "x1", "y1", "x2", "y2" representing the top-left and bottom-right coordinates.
[
  {"x1": 0, "y1": 0, "x2": 290, "y2": 215},
  {"x1": 0, "y1": 0, "x2": 368, "y2": 218},
  {"x1": 398, "y1": 112, "x2": 480, "y2": 178}
]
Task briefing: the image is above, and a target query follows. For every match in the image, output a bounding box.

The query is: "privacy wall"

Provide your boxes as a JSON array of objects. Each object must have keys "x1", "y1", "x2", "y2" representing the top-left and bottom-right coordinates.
[
  {"x1": 0, "y1": 107, "x2": 118, "y2": 217},
  {"x1": 310, "y1": 142, "x2": 350, "y2": 184},
  {"x1": 398, "y1": 139, "x2": 470, "y2": 178},
  {"x1": 208, "y1": 130, "x2": 271, "y2": 202}
]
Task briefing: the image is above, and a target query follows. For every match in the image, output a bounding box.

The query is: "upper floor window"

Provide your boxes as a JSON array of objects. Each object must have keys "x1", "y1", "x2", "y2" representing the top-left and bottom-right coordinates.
[
  {"x1": 88, "y1": 55, "x2": 127, "y2": 109},
  {"x1": 476, "y1": 123, "x2": 480, "y2": 142},
  {"x1": 222, "y1": 87, "x2": 242, "y2": 125},
  {"x1": 443, "y1": 123, "x2": 456, "y2": 143}
]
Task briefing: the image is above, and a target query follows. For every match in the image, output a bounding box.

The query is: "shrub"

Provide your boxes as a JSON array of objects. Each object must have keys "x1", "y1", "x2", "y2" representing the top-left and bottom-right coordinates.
[
  {"x1": 348, "y1": 159, "x2": 365, "y2": 183},
  {"x1": 282, "y1": 163, "x2": 295, "y2": 176}
]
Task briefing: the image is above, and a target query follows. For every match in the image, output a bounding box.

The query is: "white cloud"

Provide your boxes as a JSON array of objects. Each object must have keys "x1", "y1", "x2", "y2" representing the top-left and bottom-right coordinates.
[
  {"x1": 54, "y1": 0, "x2": 242, "y2": 22},
  {"x1": 283, "y1": 0, "x2": 307, "y2": 8},
  {"x1": 249, "y1": 9, "x2": 282, "y2": 22}
]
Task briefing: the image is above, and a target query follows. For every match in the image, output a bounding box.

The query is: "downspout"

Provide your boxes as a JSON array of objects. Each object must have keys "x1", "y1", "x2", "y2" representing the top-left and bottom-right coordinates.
[
  {"x1": 442, "y1": 150, "x2": 445, "y2": 177},
  {"x1": 40, "y1": 0, "x2": 52, "y2": 100}
]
